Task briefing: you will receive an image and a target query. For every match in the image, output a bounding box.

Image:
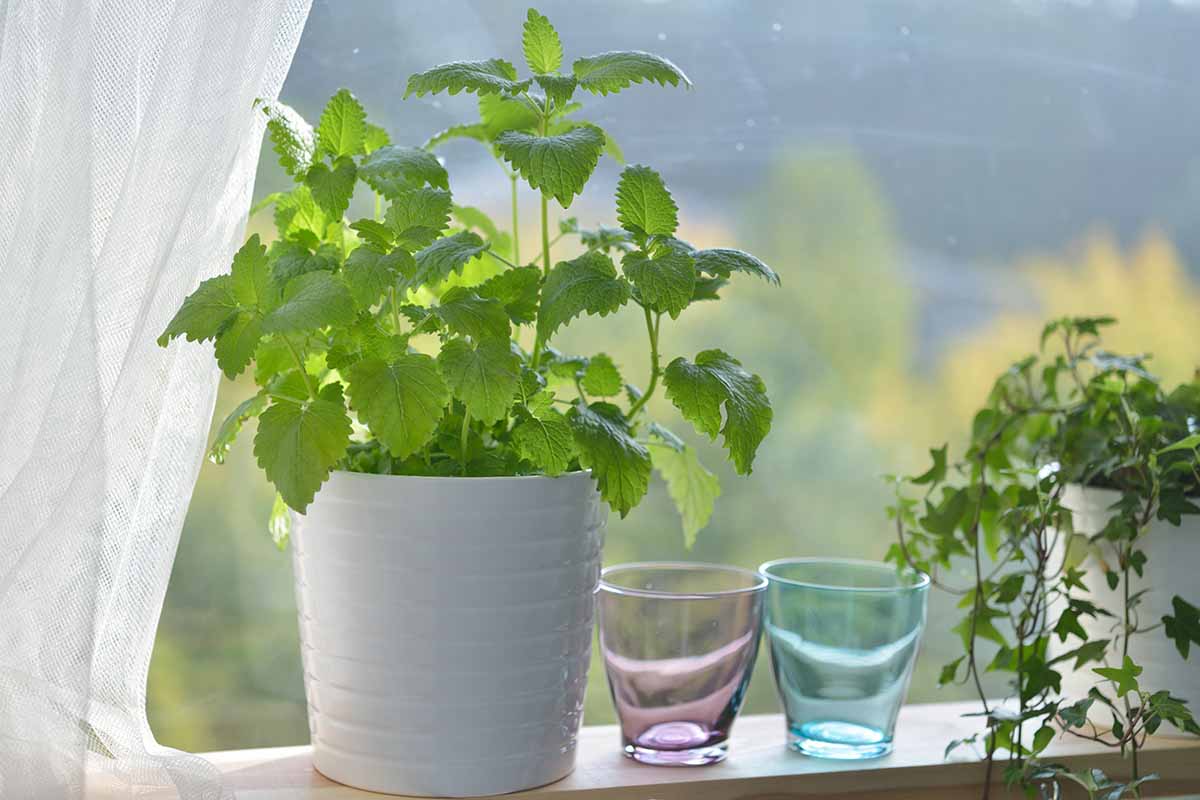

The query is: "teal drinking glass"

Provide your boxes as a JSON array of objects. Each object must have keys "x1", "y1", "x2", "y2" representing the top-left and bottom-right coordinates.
[{"x1": 759, "y1": 558, "x2": 929, "y2": 760}]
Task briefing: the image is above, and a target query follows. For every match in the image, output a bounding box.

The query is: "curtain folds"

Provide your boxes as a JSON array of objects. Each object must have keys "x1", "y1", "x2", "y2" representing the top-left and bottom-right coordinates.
[{"x1": 0, "y1": 0, "x2": 311, "y2": 796}]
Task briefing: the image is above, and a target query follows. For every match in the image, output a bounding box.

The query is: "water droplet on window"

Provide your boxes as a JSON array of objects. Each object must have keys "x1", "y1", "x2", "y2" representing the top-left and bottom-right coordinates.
[
  {"x1": 735, "y1": 142, "x2": 745, "y2": 152},
  {"x1": 900, "y1": 24, "x2": 911, "y2": 36},
  {"x1": 657, "y1": 32, "x2": 667, "y2": 41},
  {"x1": 352, "y1": 47, "x2": 360, "y2": 55},
  {"x1": 432, "y1": 100, "x2": 442, "y2": 109},
  {"x1": 771, "y1": 22, "x2": 783, "y2": 32},
  {"x1": 745, "y1": 118, "x2": 756, "y2": 128},
  {"x1": 945, "y1": 234, "x2": 958, "y2": 247}
]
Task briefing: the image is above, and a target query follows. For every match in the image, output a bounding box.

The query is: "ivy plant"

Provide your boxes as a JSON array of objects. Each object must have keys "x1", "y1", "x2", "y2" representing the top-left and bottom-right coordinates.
[
  {"x1": 888, "y1": 317, "x2": 1200, "y2": 799},
  {"x1": 159, "y1": 8, "x2": 778, "y2": 547}
]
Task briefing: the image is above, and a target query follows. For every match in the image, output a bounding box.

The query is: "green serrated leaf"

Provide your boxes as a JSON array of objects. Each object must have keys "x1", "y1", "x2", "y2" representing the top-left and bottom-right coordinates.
[
  {"x1": 209, "y1": 392, "x2": 269, "y2": 465},
  {"x1": 345, "y1": 354, "x2": 449, "y2": 458},
  {"x1": 349, "y1": 219, "x2": 395, "y2": 251},
  {"x1": 262, "y1": 271, "x2": 356, "y2": 334},
  {"x1": 254, "y1": 384, "x2": 352, "y2": 512},
  {"x1": 386, "y1": 187, "x2": 453, "y2": 249},
  {"x1": 274, "y1": 186, "x2": 330, "y2": 242},
  {"x1": 693, "y1": 247, "x2": 780, "y2": 286},
  {"x1": 569, "y1": 402, "x2": 651, "y2": 517},
  {"x1": 496, "y1": 126, "x2": 605, "y2": 207},
  {"x1": 478, "y1": 94, "x2": 542, "y2": 139},
  {"x1": 572, "y1": 50, "x2": 692, "y2": 96},
  {"x1": 423, "y1": 123, "x2": 490, "y2": 151},
  {"x1": 317, "y1": 89, "x2": 366, "y2": 158},
  {"x1": 475, "y1": 266, "x2": 541, "y2": 324},
  {"x1": 214, "y1": 311, "x2": 264, "y2": 378},
  {"x1": 582, "y1": 353, "x2": 622, "y2": 397},
  {"x1": 523, "y1": 9, "x2": 564, "y2": 74},
  {"x1": 230, "y1": 234, "x2": 271, "y2": 309},
  {"x1": 438, "y1": 337, "x2": 521, "y2": 424},
  {"x1": 538, "y1": 251, "x2": 632, "y2": 340},
  {"x1": 360, "y1": 145, "x2": 450, "y2": 197},
  {"x1": 616, "y1": 164, "x2": 678, "y2": 238},
  {"x1": 305, "y1": 156, "x2": 357, "y2": 219},
  {"x1": 535, "y1": 74, "x2": 576, "y2": 108},
  {"x1": 405, "y1": 59, "x2": 531, "y2": 98},
  {"x1": 622, "y1": 247, "x2": 695, "y2": 318},
  {"x1": 512, "y1": 408, "x2": 576, "y2": 475},
  {"x1": 663, "y1": 349, "x2": 772, "y2": 474},
  {"x1": 158, "y1": 274, "x2": 238, "y2": 346},
  {"x1": 258, "y1": 99, "x2": 316, "y2": 178},
  {"x1": 413, "y1": 231, "x2": 489, "y2": 287},
  {"x1": 648, "y1": 438, "x2": 720, "y2": 548},
  {"x1": 343, "y1": 246, "x2": 415, "y2": 308},
  {"x1": 363, "y1": 123, "x2": 390, "y2": 154},
  {"x1": 268, "y1": 240, "x2": 337, "y2": 290},
  {"x1": 434, "y1": 286, "x2": 510, "y2": 341}
]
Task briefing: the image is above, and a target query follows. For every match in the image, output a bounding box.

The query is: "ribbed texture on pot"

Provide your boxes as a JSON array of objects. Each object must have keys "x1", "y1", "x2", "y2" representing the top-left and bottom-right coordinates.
[{"x1": 291, "y1": 471, "x2": 606, "y2": 797}]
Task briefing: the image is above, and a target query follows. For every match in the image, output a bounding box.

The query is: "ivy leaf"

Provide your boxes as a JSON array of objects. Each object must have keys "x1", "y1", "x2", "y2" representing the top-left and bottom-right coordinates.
[
  {"x1": 423, "y1": 123, "x2": 490, "y2": 151},
  {"x1": 434, "y1": 286, "x2": 511, "y2": 341},
  {"x1": 475, "y1": 266, "x2": 541, "y2": 324},
  {"x1": 438, "y1": 337, "x2": 521, "y2": 424},
  {"x1": 622, "y1": 247, "x2": 695, "y2": 318},
  {"x1": 478, "y1": 94, "x2": 541, "y2": 138},
  {"x1": 582, "y1": 353, "x2": 622, "y2": 397},
  {"x1": 386, "y1": 187, "x2": 452, "y2": 249},
  {"x1": 262, "y1": 271, "x2": 356, "y2": 334},
  {"x1": 512, "y1": 408, "x2": 576, "y2": 476},
  {"x1": 616, "y1": 165, "x2": 678, "y2": 238},
  {"x1": 254, "y1": 384, "x2": 352, "y2": 513},
  {"x1": 345, "y1": 354, "x2": 449, "y2": 458},
  {"x1": 413, "y1": 231, "x2": 489, "y2": 287},
  {"x1": 495, "y1": 126, "x2": 605, "y2": 207},
  {"x1": 663, "y1": 349, "x2": 773, "y2": 474},
  {"x1": 209, "y1": 392, "x2": 269, "y2": 465},
  {"x1": 157, "y1": 275, "x2": 238, "y2": 346},
  {"x1": 360, "y1": 145, "x2": 449, "y2": 197},
  {"x1": 522, "y1": 8, "x2": 563, "y2": 74},
  {"x1": 912, "y1": 445, "x2": 948, "y2": 485},
  {"x1": 258, "y1": 99, "x2": 316, "y2": 178},
  {"x1": 572, "y1": 50, "x2": 692, "y2": 96},
  {"x1": 568, "y1": 402, "x2": 651, "y2": 517},
  {"x1": 362, "y1": 123, "x2": 390, "y2": 154},
  {"x1": 305, "y1": 156, "x2": 357, "y2": 219},
  {"x1": 405, "y1": 59, "x2": 531, "y2": 98},
  {"x1": 693, "y1": 247, "x2": 780, "y2": 287},
  {"x1": 1094, "y1": 656, "x2": 1143, "y2": 697},
  {"x1": 342, "y1": 246, "x2": 415, "y2": 308},
  {"x1": 648, "y1": 436, "x2": 720, "y2": 548},
  {"x1": 1163, "y1": 596, "x2": 1200, "y2": 658},
  {"x1": 538, "y1": 251, "x2": 632, "y2": 340}
]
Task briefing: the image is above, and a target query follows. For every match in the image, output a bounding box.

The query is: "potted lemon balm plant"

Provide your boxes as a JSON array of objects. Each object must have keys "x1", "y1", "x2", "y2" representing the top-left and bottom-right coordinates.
[{"x1": 160, "y1": 8, "x2": 779, "y2": 797}]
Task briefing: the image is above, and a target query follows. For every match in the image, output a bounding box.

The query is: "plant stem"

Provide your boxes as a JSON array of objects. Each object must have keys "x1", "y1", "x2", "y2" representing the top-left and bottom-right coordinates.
[
  {"x1": 483, "y1": 249, "x2": 520, "y2": 270},
  {"x1": 1123, "y1": 552, "x2": 1140, "y2": 782},
  {"x1": 510, "y1": 173, "x2": 521, "y2": 266},
  {"x1": 625, "y1": 308, "x2": 661, "y2": 422},
  {"x1": 389, "y1": 287, "x2": 402, "y2": 334},
  {"x1": 460, "y1": 410, "x2": 471, "y2": 477},
  {"x1": 283, "y1": 336, "x2": 317, "y2": 401}
]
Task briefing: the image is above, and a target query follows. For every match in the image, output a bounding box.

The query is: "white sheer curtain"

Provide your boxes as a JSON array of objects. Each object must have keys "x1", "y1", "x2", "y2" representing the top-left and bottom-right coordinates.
[{"x1": 0, "y1": 0, "x2": 311, "y2": 796}]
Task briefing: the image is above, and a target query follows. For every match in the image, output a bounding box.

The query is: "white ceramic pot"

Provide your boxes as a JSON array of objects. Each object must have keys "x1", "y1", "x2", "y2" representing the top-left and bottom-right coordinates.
[
  {"x1": 290, "y1": 470, "x2": 606, "y2": 796},
  {"x1": 1061, "y1": 484, "x2": 1200, "y2": 733}
]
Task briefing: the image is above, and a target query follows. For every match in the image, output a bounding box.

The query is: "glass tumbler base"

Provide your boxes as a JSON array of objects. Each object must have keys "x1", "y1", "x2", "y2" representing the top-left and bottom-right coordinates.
[
  {"x1": 789, "y1": 721, "x2": 892, "y2": 760},
  {"x1": 623, "y1": 721, "x2": 728, "y2": 766}
]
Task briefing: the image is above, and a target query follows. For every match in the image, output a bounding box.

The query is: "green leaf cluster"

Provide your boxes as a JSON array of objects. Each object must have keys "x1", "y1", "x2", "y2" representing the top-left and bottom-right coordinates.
[
  {"x1": 160, "y1": 9, "x2": 777, "y2": 546},
  {"x1": 887, "y1": 317, "x2": 1200, "y2": 794}
]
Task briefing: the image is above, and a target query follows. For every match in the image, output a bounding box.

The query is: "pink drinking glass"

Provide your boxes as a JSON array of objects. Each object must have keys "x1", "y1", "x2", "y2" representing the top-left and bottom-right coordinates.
[{"x1": 598, "y1": 562, "x2": 766, "y2": 766}]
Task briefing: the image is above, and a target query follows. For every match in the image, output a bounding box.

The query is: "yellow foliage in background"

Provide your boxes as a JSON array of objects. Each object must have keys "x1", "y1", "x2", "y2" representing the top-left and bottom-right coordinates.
[{"x1": 868, "y1": 229, "x2": 1200, "y2": 461}]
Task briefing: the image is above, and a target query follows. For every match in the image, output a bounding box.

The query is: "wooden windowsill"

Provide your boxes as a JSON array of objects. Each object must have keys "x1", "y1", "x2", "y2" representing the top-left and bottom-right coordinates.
[{"x1": 199, "y1": 702, "x2": 1200, "y2": 799}]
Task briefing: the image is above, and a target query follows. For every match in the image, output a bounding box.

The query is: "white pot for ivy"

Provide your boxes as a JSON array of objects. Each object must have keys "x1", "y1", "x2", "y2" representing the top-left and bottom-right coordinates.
[
  {"x1": 1061, "y1": 484, "x2": 1200, "y2": 734},
  {"x1": 291, "y1": 471, "x2": 605, "y2": 796}
]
